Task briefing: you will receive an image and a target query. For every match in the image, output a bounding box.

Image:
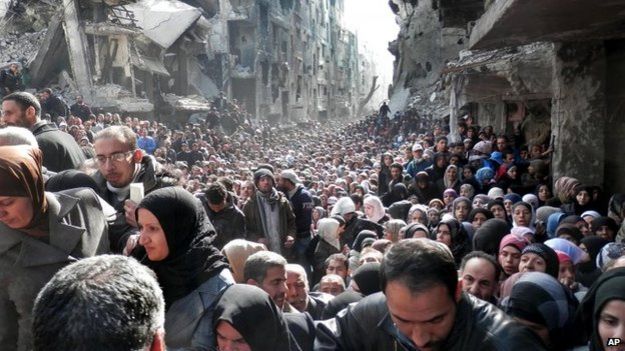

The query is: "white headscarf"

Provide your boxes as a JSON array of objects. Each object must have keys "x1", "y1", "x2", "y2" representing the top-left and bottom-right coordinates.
[
  {"x1": 364, "y1": 195, "x2": 385, "y2": 223},
  {"x1": 317, "y1": 218, "x2": 341, "y2": 250}
]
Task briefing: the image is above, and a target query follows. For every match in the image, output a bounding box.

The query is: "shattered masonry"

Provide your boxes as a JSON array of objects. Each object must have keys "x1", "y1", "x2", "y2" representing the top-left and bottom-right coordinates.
[
  {"x1": 0, "y1": 0, "x2": 378, "y2": 122},
  {"x1": 387, "y1": 0, "x2": 625, "y2": 194}
]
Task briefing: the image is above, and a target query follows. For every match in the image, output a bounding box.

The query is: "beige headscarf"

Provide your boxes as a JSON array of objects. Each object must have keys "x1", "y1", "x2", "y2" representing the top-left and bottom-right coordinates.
[
  {"x1": 317, "y1": 218, "x2": 341, "y2": 251},
  {"x1": 222, "y1": 239, "x2": 267, "y2": 283}
]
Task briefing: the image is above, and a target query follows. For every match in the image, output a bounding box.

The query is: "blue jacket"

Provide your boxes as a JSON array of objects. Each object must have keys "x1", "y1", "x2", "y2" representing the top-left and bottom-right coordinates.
[
  {"x1": 137, "y1": 136, "x2": 157, "y2": 154},
  {"x1": 287, "y1": 185, "x2": 315, "y2": 238},
  {"x1": 406, "y1": 158, "x2": 431, "y2": 178}
]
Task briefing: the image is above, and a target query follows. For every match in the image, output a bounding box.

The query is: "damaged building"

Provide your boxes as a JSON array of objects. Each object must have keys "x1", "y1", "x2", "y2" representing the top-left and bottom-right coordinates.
[
  {"x1": 0, "y1": 0, "x2": 377, "y2": 122},
  {"x1": 388, "y1": 0, "x2": 625, "y2": 194}
]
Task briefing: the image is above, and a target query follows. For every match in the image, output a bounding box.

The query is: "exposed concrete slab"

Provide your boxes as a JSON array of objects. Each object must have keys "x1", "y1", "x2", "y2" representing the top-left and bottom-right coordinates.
[
  {"x1": 62, "y1": 0, "x2": 92, "y2": 95},
  {"x1": 30, "y1": 14, "x2": 65, "y2": 86},
  {"x1": 123, "y1": 0, "x2": 202, "y2": 49},
  {"x1": 470, "y1": 0, "x2": 625, "y2": 50}
]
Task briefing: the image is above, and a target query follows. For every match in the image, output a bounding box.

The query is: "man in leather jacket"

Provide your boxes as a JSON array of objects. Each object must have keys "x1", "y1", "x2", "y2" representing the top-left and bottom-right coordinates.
[{"x1": 315, "y1": 239, "x2": 548, "y2": 351}]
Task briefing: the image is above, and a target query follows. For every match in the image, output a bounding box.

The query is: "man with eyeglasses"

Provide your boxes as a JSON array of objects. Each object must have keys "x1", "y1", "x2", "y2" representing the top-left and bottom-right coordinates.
[{"x1": 92, "y1": 125, "x2": 177, "y2": 253}]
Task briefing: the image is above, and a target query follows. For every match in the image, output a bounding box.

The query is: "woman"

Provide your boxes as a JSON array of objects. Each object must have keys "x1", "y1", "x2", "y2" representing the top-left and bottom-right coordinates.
[
  {"x1": 502, "y1": 272, "x2": 581, "y2": 350},
  {"x1": 363, "y1": 195, "x2": 388, "y2": 225},
  {"x1": 313, "y1": 218, "x2": 341, "y2": 284},
  {"x1": 437, "y1": 165, "x2": 461, "y2": 195},
  {"x1": 577, "y1": 236, "x2": 610, "y2": 287},
  {"x1": 451, "y1": 196, "x2": 472, "y2": 222},
  {"x1": 578, "y1": 267, "x2": 625, "y2": 351},
  {"x1": 435, "y1": 218, "x2": 471, "y2": 267},
  {"x1": 383, "y1": 219, "x2": 406, "y2": 242},
  {"x1": 222, "y1": 239, "x2": 267, "y2": 283},
  {"x1": 407, "y1": 204, "x2": 428, "y2": 225},
  {"x1": 0, "y1": 145, "x2": 109, "y2": 350},
  {"x1": 536, "y1": 184, "x2": 553, "y2": 207},
  {"x1": 519, "y1": 243, "x2": 559, "y2": 278},
  {"x1": 498, "y1": 234, "x2": 528, "y2": 278},
  {"x1": 472, "y1": 218, "x2": 507, "y2": 256},
  {"x1": 487, "y1": 199, "x2": 509, "y2": 223},
  {"x1": 310, "y1": 206, "x2": 326, "y2": 234},
  {"x1": 134, "y1": 187, "x2": 233, "y2": 349},
  {"x1": 442, "y1": 188, "x2": 459, "y2": 210},
  {"x1": 468, "y1": 208, "x2": 494, "y2": 232},
  {"x1": 213, "y1": 284, "x2": 302, "y2": 351},
  {"x1": 512, "y1": 201, "x2": 534, "y2": 229},
  {"x1": 459, "y1": 183, "x2": 475, "y2": 200}
]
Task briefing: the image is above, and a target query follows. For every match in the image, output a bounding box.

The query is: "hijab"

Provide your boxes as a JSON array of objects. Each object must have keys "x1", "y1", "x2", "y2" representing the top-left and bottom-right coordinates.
[
  {"x1": 503, "y1": 272, "x2": 580, "y2": 350},
  {"x1": 352, "y1": 262, "x2": 381, "y2": 296},
  {"x1": 0, "y1": 145, "x2": 47, "y2": 229},
  {"x1": 472, "y1": 218, "x2": 509, "y2": 255},
  {"x1": 363, "y1": 195, "x2": 385, "y2": 223},
  {"x1": 577, "y1": 267, "x2": 625, "y2": 351},
  {"x1": 135, "y1": 187, "x2": 229, "y2": 308},
  {"x1": 578, "y1": 236, "x2": 609, "y2": 275},
  {"x1": 222, "y1": 239, "x2": 266, "y2": 283},
  {"x1": 317, "y1": 217, "x2": 341, "y2": 251},
  {"x1": 213, "y1": 284, "x2": 300, "y2": 351},
  {"x1": 522, "y1": 243, "x2": 559, "y2": 278}
]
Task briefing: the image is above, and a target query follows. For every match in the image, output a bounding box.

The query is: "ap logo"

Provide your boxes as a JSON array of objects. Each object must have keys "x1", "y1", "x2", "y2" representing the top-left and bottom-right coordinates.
[{"x1": 607, "y1": 337, "x2": 622, "y2": 347}]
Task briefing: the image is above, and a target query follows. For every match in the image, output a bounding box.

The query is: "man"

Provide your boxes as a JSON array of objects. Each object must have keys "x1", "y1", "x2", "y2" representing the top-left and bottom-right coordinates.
[
  {"x1": 39, "y1": 88, "x2": 69, "y2": 119},
  {"x1": 319, "y1": 274, "x2": 346, "y2": 296},
  {"x1": 278, "y1": 170, "x2": 314, "y2": 267},
  {"x1": 32, "y1": 255, "x2": 165, "y2": 351},
  {"x1": 243, "y1": 168, "x2": 296, "y2": 257},
  {"x1": 69, "y1": 95, "x2": 92, "y2": 121},
  {"x1": 1, "y1": 92, "x2": 85, "y2": 172},
  {"x1": 286, "y1": 264, "x2": 333, "y2": 320},
  {"x1": 459, "y1": 251, "x2": 500, "y2": 304},
  {"x1": 325, "y1": 253, "x2": 349, "y2": 281},
  {"x1": 0, "y1": 63, "x2": 24, "y2": 96},
  {"x1": 92, "y1": 125, "x2": 176, "y2": 253},
  {"x1": 330, "y1": 197, "x2": 383, "y2": 248},
  {"x1": 406, "y1": 143, "x2": 431, "y2": 178},
  {"x1": 199, "y1": 182, "x2": 245, "y2": 249},
  {"x1": 388, "y1": 162, "x2": 404, "y2": 189},
  {"x1": 244, "y1": 251, "x2": 289, "y2": 310},
  {"x1": 137, "y1": 128, "x2": 157, "y2": 155},
  {"x1": 315, "y1": 239, "x2": 547, "y2": 350}
]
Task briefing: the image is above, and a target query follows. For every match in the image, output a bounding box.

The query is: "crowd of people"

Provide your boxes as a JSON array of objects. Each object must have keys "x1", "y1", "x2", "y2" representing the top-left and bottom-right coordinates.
[{"x1": 0, "y1": 88, "x2": 625, "y2": 351}]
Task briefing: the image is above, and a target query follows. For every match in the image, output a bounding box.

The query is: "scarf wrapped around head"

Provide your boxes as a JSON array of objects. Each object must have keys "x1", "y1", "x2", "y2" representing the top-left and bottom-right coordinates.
[
  {"x1": 0, "y1": 145, "x2": 47, "y2": 229},
  {"x1": 213, "y1": 284, "x2": 299, "y2": 351},
  {"x1": 135, "y1": 187, "x2": 229, "y2": 308}
]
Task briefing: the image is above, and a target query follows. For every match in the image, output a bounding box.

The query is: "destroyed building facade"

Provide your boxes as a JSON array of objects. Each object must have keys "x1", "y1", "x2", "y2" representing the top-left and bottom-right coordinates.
[
  {"x1": 388, "y1": 0, "x2": 625, "y2": 194},
  {"x1": 1, "y1": 0, "x2": 376, "y2": 122}
]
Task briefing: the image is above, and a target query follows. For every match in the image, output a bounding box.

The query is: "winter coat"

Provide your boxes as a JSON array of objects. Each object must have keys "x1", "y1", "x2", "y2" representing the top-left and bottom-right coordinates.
[
  {"x1": 286, "y1": 185, "x2": 315, "y2": 238},
  {"x1": 0, "y1": 189, "x2": 110, "y2": 351},
  {"x1": 164, "y1": 269, "x2": 234, "y2": 350},
  {"x1": 199, "y1": 196, "x2": 246, "y2": 250},
  {"x1": 243, "y1": 190, "x2": 296, "y2": 256},
  {"x1": 92, "y1": 155, "x2": 177, "y2": 252},
  {"x1": 31, "y1": 120, "x2": 86, "y2": 173},
  {"x1": 315, "y1": 292, "x2": 548, "y2": 351}
]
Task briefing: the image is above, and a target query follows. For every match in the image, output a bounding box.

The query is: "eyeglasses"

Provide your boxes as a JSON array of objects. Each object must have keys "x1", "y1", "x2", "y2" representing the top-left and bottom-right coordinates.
[{"x1": 95, "y1": 151, "x2": 132, "y2": 165}]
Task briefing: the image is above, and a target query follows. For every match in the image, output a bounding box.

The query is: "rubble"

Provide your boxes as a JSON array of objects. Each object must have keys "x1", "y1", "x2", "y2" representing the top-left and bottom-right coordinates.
[{"x1": 0, "y1": 29, "x2": 46, "y2": 64}]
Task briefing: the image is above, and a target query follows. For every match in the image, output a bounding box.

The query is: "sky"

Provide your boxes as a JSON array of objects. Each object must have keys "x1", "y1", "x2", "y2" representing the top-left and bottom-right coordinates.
[{"x1": 343, "y1": 0, "x2": 399, "y2": 102}]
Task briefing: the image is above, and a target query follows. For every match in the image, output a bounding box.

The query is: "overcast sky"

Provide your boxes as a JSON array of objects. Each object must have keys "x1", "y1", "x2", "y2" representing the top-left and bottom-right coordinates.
[{"x1": 344, "y1": 0, "x2": 399, "y2": 100}]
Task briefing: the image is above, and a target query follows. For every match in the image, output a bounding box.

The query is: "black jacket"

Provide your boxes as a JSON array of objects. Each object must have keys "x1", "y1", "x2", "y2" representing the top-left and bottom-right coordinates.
[
  {"x1": 199, "y1": 195, "x2": 246, "y2": 250},
  {"x1": 341, "y1": 217, "x2": 384, "y2": 249},
  {"x1": 32, "y1": 121, "x2": 86, "y2": 172},
  {"x1": 92, "y1": 155, "x2": 177, "y2": 252},
  {"x1": 315, "y1": 292, "x2": 547, "y2": 351}
]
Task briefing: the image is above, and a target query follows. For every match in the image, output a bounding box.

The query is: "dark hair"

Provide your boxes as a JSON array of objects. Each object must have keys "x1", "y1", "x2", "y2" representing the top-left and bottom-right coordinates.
[
  {"x1": 380, "y1": 239, "x2": 458, "y2": 300},
  {"x1": 325, "y1": 253, "x2": 348, "y2": 270},
  {"x1": 459, "y1": 251, "x2": 501, "y2": 281},
  {"x1": 32, "y1": 255, "x2": 164, "y2": 351},
  {"x1": 390, "y1": 163, "x2": 403, "y2": 172},
  {"x1": 205, "y1": 183, "x2": 227, "y2": 205},
  {"x1": 2, "y1": 91, "x2": 41, "y2": 118},
  {"x1": 350, "y1": 193, "x2": 363, "y2": 207}
]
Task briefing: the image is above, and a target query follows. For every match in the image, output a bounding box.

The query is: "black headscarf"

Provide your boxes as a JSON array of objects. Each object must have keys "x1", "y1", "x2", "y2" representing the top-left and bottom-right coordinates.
[
  {"x1": 521, "y1": 243, "x2": 559, "y2": 278},
  {"x1": 473, "y1": 218, "x2": 509, "y2": 255},
  {"x1": 577, "y1": 236, "x2": 610, "y2": 287},
  {"x1": 437, "y1": 218, "x2": 471, "y2": 266},
  {"x1": 135, "y1": 187, "x2": 229, "y2": 308},
  {"x1": 577, "y1": 267, "x2": 625, "y2": 351},
  {"x1": 213, "y1": 284, "x2": 301, "y2": 351},
  {"x1": 352, "y1": 230, "x2": 377, "y2": 252},
  {"x1": 352, "y1": 262, "x2": 381, "y2": 296}
]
